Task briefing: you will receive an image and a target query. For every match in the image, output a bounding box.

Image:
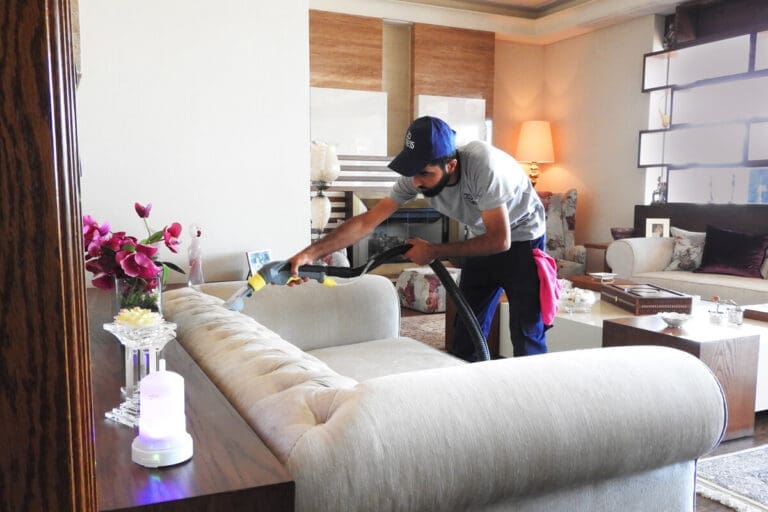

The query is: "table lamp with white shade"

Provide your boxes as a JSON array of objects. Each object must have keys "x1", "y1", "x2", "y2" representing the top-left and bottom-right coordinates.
[
  {"x1": 515, "y1": 120, "x2": 554, "y2": 187},
  {"x1": 310, "y1": 141, "x2": 341, "y2": 232}
]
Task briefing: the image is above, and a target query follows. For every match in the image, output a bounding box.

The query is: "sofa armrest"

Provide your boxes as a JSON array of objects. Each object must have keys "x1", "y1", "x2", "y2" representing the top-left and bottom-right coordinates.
[
  {"x1": 287, "y1": 346, "x2": 725, "y2": 511},
  {"x1": 606, "y1": 237, "x2": 675, "y2": 278},
  {"x1": 195, "y1": 274, "x2": 400, "y2": 350}
]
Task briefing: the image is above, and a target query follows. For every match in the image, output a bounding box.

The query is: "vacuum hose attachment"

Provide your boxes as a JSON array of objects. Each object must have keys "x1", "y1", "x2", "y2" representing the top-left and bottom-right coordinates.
[
  {"x1": 223, "y1": 243, "x2": 490, "y2": 362},
  {"x1": 223, "y1": 260, "x2": 335, "y2": 310},
  {"x1": 429, "y1": 260, "x2": 490, "y2": 362}
]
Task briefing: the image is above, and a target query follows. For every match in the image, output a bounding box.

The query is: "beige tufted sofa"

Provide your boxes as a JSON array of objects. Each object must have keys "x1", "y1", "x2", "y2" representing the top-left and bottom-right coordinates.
[
  {"x1": 606, "y1": 236, "x2": 768, "y2": 305},
  {"x1": 163, "y1": 274, "x2": 725, "y2": 512}
]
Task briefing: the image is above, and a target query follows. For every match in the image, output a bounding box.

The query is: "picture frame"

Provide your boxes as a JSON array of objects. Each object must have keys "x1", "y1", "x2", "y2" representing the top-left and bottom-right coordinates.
[
  {"x1": 246, "y1": 249, "x2": 271, "y2": 277},
  {"x1": 645, "y1": 218, "x2": 670, "y2": 238}
]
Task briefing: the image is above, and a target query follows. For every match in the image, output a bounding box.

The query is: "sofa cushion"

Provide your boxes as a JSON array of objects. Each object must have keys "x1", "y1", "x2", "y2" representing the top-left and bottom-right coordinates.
[
  {"x1": 308, "y1": 338, "x2": 464, "y2": 382},
  {"x1": 632, "y1": 270, "x2": 768, "y2": 305},
  {"x1": 664, "y1": 227, "x2": 706, "y2": 271},
  {"x1": 694, "y1": 225, "x2": 768, "y2": 278}
]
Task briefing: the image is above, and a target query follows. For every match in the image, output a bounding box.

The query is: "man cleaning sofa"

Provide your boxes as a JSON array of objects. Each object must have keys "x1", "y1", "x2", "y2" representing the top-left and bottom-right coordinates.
[
  {"x1": 163, "y1": 274, "x2": 726, "y2": 512},
  {"x1": 288, "y1": 116, "x2": 551, "y2": 362}
]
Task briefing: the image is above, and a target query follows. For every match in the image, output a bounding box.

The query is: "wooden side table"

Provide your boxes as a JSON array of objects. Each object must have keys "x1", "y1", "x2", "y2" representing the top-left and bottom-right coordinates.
[
  {"x1": 89, "y1": 289, "x2": 294, "y2": 511},
  {"x1": 603, "y1": 316, "x2": 759, "y2": 440},
  {"x1": 585, "y1": 242, "x2": 611, "y2": 273}
]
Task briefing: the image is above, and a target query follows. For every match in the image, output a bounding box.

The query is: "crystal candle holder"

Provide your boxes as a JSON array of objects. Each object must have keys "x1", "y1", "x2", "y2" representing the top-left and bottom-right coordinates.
[{"x1": 103, "y1": 320, "x2": 177, "y2": 427}]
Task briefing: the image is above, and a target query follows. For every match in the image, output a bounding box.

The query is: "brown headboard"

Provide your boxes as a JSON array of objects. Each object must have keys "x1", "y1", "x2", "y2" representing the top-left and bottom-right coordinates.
[{"x1": 634, "y1": 203, "x2": 768, "y2": 235}]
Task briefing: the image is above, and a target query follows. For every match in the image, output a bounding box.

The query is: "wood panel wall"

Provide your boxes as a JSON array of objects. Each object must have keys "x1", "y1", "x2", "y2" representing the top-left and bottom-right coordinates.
[
  {"x1": 0, "y1": 0, "x2": 96, "y2": 510},
  {"x1": 309, "y1": 10, "x2": 383, "y2": 91},
  {"x1": 412, "y1": 23, "x2": 495, "y2": 119}
]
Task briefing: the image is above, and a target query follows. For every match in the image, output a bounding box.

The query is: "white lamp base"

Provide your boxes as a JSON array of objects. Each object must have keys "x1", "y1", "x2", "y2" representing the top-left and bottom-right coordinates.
[{"x1": 131, "y1": 433, "x2": 193, "y2": 468}]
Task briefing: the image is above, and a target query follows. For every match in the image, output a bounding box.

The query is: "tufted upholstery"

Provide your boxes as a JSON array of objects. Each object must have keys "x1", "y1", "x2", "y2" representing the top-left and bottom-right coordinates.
[
  {"x1": 162, "y1": 278, "x2": 727, "y2": 512},
  {"x1": 538, "y1": 188, "x2": 586, "y2": 277}
]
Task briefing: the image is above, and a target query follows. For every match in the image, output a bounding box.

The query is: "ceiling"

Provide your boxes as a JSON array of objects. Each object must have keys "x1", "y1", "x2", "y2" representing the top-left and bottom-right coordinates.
[
  {"x1": 396, "y1": 0, "x2": 597, "y2": 19},
  {"x1": 389, "y1": 0, "x2": 681, "y2": 42}
]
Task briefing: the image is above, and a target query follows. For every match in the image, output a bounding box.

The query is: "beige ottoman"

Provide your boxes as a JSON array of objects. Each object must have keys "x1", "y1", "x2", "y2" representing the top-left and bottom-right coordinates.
[{"x1": 395, "y1": 267, "x2": 461, "y2": 313}]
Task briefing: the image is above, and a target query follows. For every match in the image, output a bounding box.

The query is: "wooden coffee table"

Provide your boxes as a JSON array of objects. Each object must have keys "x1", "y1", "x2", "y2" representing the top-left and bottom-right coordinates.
[{"x1": 603, "y1": 316, "x2": 760, "y2": 440}]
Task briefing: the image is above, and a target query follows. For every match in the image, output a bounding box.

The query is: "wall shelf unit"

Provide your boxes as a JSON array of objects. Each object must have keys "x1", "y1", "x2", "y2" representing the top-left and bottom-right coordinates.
[{"x1": 638, "y1": 29, "x2": 768, "y2": 171}]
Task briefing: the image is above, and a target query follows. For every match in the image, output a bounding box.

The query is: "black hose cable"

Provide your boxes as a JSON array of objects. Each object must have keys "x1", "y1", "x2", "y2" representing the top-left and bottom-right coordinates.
[
  {"x1": 299, "y1": 244, "x2": 490, "y2": 362},
  {"x1": 429, "y1": 259, "x2": 490, "y2": 362}
]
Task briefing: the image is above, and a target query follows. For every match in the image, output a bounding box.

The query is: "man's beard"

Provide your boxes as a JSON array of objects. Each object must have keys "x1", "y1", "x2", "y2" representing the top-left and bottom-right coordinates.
[{"x1": 419, "y1": 168, "x2": 451, "y2": 198}]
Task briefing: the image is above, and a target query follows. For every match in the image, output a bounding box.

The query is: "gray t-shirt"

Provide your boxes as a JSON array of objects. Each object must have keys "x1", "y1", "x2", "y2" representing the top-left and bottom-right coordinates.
[{"x1": 389, "y1": 141, "x2": 546, "y2": 242}]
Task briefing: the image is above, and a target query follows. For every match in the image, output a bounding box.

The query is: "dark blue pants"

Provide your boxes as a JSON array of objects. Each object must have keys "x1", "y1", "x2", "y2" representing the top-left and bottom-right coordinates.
[{"x1": 449, "y1": 236, "x2": 546, "y2": 362}]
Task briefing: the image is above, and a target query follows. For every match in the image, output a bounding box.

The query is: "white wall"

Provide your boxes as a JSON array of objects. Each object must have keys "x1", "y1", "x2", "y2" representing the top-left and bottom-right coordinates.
[
  {"x1": 494, "y1": 16, "x2": 657, "y2": 244},
  {"x1": 77, "y1": 0, "x2": 310, "y2": 284},
  {"x1": 540, "y1": 16, "x2": 657, "y2": 243},
  {"x1": 493, "y1": 41, "x2": 545, "y2": 157}
]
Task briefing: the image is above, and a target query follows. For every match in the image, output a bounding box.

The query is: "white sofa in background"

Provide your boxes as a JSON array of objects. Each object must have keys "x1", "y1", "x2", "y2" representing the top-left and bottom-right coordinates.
[
  {"x1": 606, "y1": 236, "x2": 768, "y2": 305},
  {"x1": 163, "y1": 275, "x2": 725, "y2": 512}
]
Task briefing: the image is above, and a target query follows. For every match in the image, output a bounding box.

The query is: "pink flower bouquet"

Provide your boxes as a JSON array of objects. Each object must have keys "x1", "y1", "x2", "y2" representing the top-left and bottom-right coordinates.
[{"x1": 83, "y1": 202, "x2": 184, "y2": 310}]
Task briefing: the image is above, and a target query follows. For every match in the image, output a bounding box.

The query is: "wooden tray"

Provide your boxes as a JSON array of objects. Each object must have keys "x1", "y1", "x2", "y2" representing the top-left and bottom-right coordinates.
[
  {"x1": 744, "y1": 304, "x2": 768, "y2": 322},
  {"x1": 600, "y1": 283, "x2": 693, "y2": 315}
]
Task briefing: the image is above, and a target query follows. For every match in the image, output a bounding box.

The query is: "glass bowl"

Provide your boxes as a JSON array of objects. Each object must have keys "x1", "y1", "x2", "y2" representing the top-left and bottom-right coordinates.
[
  {"x1": 560, "y1": 288, "x2": 596, "y2": 313},
  {"x1": 657, "y1": 312, "x2": 692, "y2": 328}
]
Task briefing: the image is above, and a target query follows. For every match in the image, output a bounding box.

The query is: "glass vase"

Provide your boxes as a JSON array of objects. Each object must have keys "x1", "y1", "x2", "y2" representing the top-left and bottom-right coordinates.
[{"x1": 114, "y1": 275, "x2": 162, "y2": 315}]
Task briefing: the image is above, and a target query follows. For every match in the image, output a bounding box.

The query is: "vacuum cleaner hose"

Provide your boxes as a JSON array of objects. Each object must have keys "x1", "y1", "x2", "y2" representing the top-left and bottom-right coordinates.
[
  {"x1": 428, "y1": 259, "x2": 490, "y2": 361},
  {"x1": 302, "y1": 244, "x2": 490, "y2": 362}
]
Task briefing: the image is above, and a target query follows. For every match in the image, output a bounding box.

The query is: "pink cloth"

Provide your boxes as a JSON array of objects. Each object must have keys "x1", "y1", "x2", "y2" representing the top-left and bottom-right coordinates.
[{"x1": 532, "y1": 248, "x2": 562, "y2": 326}]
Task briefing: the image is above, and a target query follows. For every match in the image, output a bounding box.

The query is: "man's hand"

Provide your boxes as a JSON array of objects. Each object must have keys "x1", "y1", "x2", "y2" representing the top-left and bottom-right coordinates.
[
  {"x1": 405, "y1": 238, "x2": 436, "y2": 266},
  {"x1": 286, "y1": 251, "x2": 314, "y2": 286}
]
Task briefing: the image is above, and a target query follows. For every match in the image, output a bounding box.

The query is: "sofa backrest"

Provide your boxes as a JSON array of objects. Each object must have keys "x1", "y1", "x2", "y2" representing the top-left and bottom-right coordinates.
[{"x1": 196, "y1": 274, "x2": 400, "y2": 351}]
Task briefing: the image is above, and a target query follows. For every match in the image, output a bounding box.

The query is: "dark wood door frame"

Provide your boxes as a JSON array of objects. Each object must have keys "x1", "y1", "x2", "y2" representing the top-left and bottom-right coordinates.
[{"x1": 0, "y1": 0, "x2": 96, "y2": 510}]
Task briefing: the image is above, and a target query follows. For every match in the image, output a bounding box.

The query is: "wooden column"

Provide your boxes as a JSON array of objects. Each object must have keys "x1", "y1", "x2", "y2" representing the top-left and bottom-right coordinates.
[{"x1": 0, "y1": 0, "x2": 96, "y2": 510}]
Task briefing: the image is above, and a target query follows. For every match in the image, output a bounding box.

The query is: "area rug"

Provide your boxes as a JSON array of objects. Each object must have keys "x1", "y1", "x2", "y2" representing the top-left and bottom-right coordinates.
[
  {"x1": 400, "y1": 312, "x2": 445, "y2": 352},
  {"x1": 697, "y1": 445, "x2": 768, "y2": 511}
]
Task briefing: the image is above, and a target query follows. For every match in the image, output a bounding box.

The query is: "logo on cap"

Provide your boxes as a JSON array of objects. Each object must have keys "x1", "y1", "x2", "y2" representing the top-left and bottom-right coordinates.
[{"x1": 405, "y1": 131, "x2": 414, "y2": 149}]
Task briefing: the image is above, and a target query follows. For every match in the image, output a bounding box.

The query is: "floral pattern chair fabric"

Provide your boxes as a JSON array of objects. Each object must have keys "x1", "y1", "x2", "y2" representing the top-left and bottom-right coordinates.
[
  {"x1": 396, "y1": 267, "x2": 461, "y2": 313},
  {"x1": 538, "y1": 189, "x2": 586, "y2": 278}
]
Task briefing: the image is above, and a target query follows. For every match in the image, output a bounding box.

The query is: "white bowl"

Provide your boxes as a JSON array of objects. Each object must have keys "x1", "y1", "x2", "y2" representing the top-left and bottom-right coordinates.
[
  {"x1": 657, "y1": 312, "x2": 692, "y2": 328},
  {"x1": 588, "y1": 272, "x2": 618, "y2": 282}
]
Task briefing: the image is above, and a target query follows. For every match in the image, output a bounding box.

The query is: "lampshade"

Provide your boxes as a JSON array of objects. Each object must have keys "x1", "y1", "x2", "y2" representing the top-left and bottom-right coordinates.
[
  {"x1": 310, "y1": 141, "x2": 341, "y2": 183},
  {"x1": 311, "y1": 192, "x2": 332, "y2": 231},
  {"x1": 515, "y1": 121, "x2": 554, "y2": 164}
]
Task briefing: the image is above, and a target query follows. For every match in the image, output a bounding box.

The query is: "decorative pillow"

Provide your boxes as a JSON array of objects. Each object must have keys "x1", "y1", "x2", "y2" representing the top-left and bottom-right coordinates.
[
  {"x1": 693, "y1": 225, "x2": 768, "y2": 278},
  {"x1": 762, "y1": 250, "x2": 768, "y2": 279},
  {"x1": 664, "y1": 227, "x2": 706, "y2": 271}
]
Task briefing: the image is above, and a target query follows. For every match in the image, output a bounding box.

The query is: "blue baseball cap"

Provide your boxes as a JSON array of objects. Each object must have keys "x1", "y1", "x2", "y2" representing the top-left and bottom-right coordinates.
[{"x1": 388, "y1": 116, "x2": 456, "y2": 177}]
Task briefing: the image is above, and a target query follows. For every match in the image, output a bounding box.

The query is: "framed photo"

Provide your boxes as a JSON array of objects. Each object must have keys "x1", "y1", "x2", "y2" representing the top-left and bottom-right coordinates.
[
  {"x1": 246, "y1": 249, "x2": 271, "y2": 277},
  {"x1": 645, "y1": 218, "x2": 670, "y2": 238}
]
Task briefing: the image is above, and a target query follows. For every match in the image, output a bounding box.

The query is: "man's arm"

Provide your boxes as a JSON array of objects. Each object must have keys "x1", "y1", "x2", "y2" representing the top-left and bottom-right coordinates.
[
  {"x1": 405, "y1": 205, "x2": 511, "y2": 265},
  {"x1": 287, "y1": 196, "x2": 401, "y2": 275}
]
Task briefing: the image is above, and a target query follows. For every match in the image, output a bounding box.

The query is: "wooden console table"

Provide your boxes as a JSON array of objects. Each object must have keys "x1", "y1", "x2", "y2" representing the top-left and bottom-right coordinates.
[
  {"x1": 603, "y1": 316, "x2": 759, "y2": 440},
  {"x1": 88, "y1": 289, "x2": 294, "y2": 511}
]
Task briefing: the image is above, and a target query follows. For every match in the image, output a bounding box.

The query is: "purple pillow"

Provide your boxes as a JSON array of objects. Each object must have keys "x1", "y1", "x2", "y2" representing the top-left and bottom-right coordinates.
[{"x1": 694, "y1": 225, "x2": 768, "y2": 278}]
